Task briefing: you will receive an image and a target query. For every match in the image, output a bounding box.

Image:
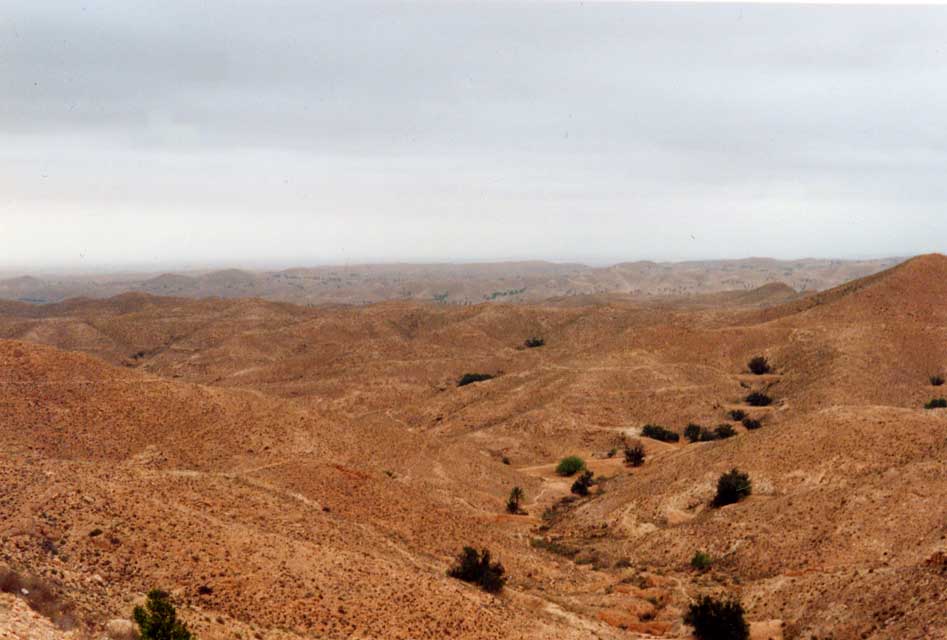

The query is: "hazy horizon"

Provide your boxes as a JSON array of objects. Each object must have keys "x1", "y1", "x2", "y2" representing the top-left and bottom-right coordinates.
[{"x1": 3, "y1": 2, "x2": 946, "y2": 270}]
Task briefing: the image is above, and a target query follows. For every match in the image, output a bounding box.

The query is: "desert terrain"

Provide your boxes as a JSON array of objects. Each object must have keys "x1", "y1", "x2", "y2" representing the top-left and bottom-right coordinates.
[
  {"x1": 0, "y1": 257, "x2": 902, "y2": 306},
  {"x1": 1, "y1": 254, "x2": 945, "y2": 639}
]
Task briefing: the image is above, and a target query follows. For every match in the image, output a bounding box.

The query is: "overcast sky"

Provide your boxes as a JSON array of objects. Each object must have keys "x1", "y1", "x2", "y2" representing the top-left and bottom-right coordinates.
[{"x1": 1, "y1": 1, "x2": 946, "y2": 271}]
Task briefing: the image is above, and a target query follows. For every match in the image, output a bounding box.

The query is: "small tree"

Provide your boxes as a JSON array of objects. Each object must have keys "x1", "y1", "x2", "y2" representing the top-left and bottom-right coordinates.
[
  {"x1": 640, "y1": 424, "x2": 680, "y2": 443},
  {"x1": 457, "y1": 373, "x2": 494, "y2": 387},
  {"x1": 524, "y1": 337, "x2": 545, "y2": 348},
  {"x1": 714, "y1": 424, "x2": 736, "y2": 439},
  {"x1": 624, "y1": 444, "x2": 645, "y2": 467},
  {"x1": 684, "y1": 423, "x2": 703, "y2": 443},
  {"x1": 133, "y1": 589, "x2": 193, "y2": 640},
  {"x1": 713, "y1": 468, "x2": 752, "y2": 507},
  {"x1": 447, "y1": 547, "x2": 507, "y2": 593},
  {"x1": 745, "y1": 392, "x2": 772, "y2": 407},
  {"x1": 571, "y1": 470, "x2": 595, "y2": 496},
  {"x1": 742, "y1": 417, "x2": 762, "y2": 430},
  {"x1": 506, "y1": 487, "x2": 524, "y2": 514},
  {"x1": 728, "y1": 409, "x2": 746, "y2": 421},
  {"x1": 556, "y1": 455, "x2": 586, "y2": 476},
  {"x1": 925, "y1": 398, "x2": 947, "y2": 409},
  {"x1": 930, "y1": 375, "x2": 945, "y2": 387},
  {"x1": 747, "y1": 356, "x2": 771, "y2": 375},
  {"x1": 690, "y1": 551, "x2": 713, "y2": 572},
  {"x1": 684, "y1": 595, "x2": 749, "y2": 640}
]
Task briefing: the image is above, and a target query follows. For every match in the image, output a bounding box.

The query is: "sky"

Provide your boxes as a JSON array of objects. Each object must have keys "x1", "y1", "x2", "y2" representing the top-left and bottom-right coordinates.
[{"x1": 1, "y1": 1, "x2": 946, "y2": 272}]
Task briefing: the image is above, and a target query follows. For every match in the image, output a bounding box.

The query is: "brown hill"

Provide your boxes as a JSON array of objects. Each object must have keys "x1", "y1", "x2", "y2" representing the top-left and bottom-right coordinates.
[{"x1": 1, "y1": 254, "x2": 945, "y2": 639}]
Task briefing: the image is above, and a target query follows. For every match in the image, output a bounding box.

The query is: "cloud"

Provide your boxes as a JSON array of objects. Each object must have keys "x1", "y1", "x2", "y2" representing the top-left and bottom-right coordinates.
[{"x1": 1, "y1": 2, "x2": 946, "y2": 269}]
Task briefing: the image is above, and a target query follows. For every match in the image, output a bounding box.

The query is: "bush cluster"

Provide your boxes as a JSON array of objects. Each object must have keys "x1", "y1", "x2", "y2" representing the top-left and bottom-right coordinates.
[
  {"x1": 570, "y1": 470, "x2": 595, "y2": 496},
  {"x1": 714, "y1": 423, "x2": 736, "y2": 439},
  {"x1": 684, "y1": 595, "x2": 749, "y2": 640},
  {"x1": 457, "y1": 373, "x2": 494, "y2": 387},
  {"x1": 930, "y1": 375, "x2": 945, "y2": 387},
  {"x1": 555, "y1": 455, "x2": 586, "y2": 476},
  {"x1": 728, "y1": 409, "x2": 747, "y2": 421},
  {"x1": 741, "y1": 418, "x2": 762, "y2": 430},
  {"x1": 747, "y1": 356, "x2": 771, "y2": 375},
  {"x1": 624, "y1": 444, "x2": 645, "y2": 467},
  {"x1": 640, "y1": 424, "x2": 680, "y2": 443},
  {"x1": 447, "y1": 547, "x2": 507, "y2": 593},
  {"x1": 524, "y1": 337, "x2": 545, "y2": 348},
  {"x1": 745, "y1": 391, "x2": 772, "y2": 407},
  {"x1": 713, "y1": 468, "x2": 752, "y2": 507},
  {"x1": 925, "y1": 398, "x2": 947, "y2": 409}
]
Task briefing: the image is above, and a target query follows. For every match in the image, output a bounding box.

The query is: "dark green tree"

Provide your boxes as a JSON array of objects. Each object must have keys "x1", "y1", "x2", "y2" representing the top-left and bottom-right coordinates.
[
  {"x1": 684, "y1": 595, "x2": 749, "y2": 640},
  {"x1": 713, "y1": 468, "x2": 752, "y2": 507},
  {"x1": 571, "y1": 470, "x2": 595, "y2": 496},
  {"x1": 506, "y1": 487, "x2": 525, "y2": 514},
  {"x1": 133, "y1": 589, "x2": 193, "y2": 640},
  {"x1": 447, "y1": 547, "x2": 507, "y2": 593}
]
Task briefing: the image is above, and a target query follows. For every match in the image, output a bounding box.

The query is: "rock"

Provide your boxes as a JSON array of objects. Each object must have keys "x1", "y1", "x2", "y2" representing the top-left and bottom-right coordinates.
[{"x1": 105, "y1": 618, "x2": 138, "y2": 640}]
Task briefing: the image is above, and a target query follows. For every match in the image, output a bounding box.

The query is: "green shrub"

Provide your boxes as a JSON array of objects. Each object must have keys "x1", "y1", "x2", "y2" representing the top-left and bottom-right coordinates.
[
  {"x1": 690, "y1": 551, "x2": 713, "y2": 572},
  {"x1": 684, "y1": 423, "x2": 703, "y2": 443},
  {"x1": 506, "y1": 487, "x2": 524, "y2": 514},
  {"x1": 447, "y1": 547, "x2": 507, "y2": 593},
  {"x1": 624, "y1": 444, "x2": 645, "y2": 467},
  {"x1": 930, "y1": 375, "x2": 945, "y2": 386},
  {"x1": 457, "y1": 373, "x2": 494, "y2": 387},
  {"x1": 742, "y1": 418, "x2": 762, "y2": 430},
  {"x1": 728, "y1": 409, "x2": 747, "y2": 421},
  {"x1": 555, "y1": 455, "x2": 586, "y2": 476},
  {"x1": 747, "y1": 356, "x2": 771, "y2": 375},
  {"x1": 684, "y1": 595, "x2": 749, "y2": 640},
  {"x1": 925, "y1": 398, "x2": 947, "y2": 409},
  {"x1": 133, "y1": 589, "x2": 193, "y2": 640},
  {"x1": 571, "y1": 470, "x2": 595, "y2": 496},
  {"x1": 524, "y1": 337, "x2": 545, "y2": 348},
  {"x1": 641, "y1": 424, "x2": 680, "y2": 443},
  {"x1": 713, "y1": 468, "x2": 752, "y2": 507},
  {"x1": 745, "y1": 392, "x2": 772, "y2": 407},
  {"x1": 699, "y1": 428, "x2": 718, "y2": 442},
  {"x1": 714, "y1": 424, "x2": 736, "y2": 439}
]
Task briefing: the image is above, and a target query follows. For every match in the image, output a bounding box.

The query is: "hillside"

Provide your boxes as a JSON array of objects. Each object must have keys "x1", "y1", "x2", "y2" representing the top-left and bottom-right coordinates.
[{"x1": 1, "y1": 255, "x2": 945, "y2": 639}]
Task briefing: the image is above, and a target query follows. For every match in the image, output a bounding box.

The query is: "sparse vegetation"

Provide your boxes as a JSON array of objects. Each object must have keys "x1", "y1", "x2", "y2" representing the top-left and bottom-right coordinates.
[
  {"x1": 624, "y1": 444, "x2": 645, "y2": 467},
  {"x1": 745, "y1": 391, "x2": 772, "y2": 407},
  {"x1": 747, "y1": 356, "x2": 771, "y2": 375},
  {"x1": 640, "y1": 424, "x2": 680, "y2": 443},
  {"x1": 684, "y1": 423, "x2": 703, "y2": 443},
  {"x1": 447, "y1": 547, "x2": 507, "y2": 593},
  {"x1": 686, "y1": 423, "x2": 721, "y2": 442},
  {"x1": 925, "y1": 398, "x2": 947, "y2": 409},
  {"x1": 524, "y1": 337, "x2": 545, "y2": 348},
  {"x1": 506, "y1": 487, "x2": 524, "y2": 514},
  {"x1": 133, "y1": 589, "x2": 194, "y2": 640},
  {"x1": 684, "y1": 595, "x2": 749, "y2": 640},
  {"x1": 690, "y1": 551, "x2": 713, "y2": 572},
  {"x1": 457, "y1": 373, "x2": 494, "y2": 387},
  {"x1": 714, "y1": 423, "x2": 736, "y2": 439},
  {"x1": 931, "y1": 375, "x2": 945, "y2": 386},
  {"x1": 555, "y1": 455, "x2": 586, "y2": 476},
  {"x1": 713, "y1": 468, "x2": 752, "y2": 507},
  {"x1": 728, "y1": 409, "x2": 747, "y2": 421},
  {"x1": 571, "y1": 470, "x2": 595, "y2": 496},
  {"x1": 742, "y1": 417, "x2": 762, "y2": 430}
]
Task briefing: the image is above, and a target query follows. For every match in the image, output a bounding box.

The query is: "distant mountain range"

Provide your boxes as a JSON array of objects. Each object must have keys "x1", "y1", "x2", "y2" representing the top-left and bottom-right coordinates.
[{"x1": 0, "y1": 257, "x2": 904, "y2": 305}]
